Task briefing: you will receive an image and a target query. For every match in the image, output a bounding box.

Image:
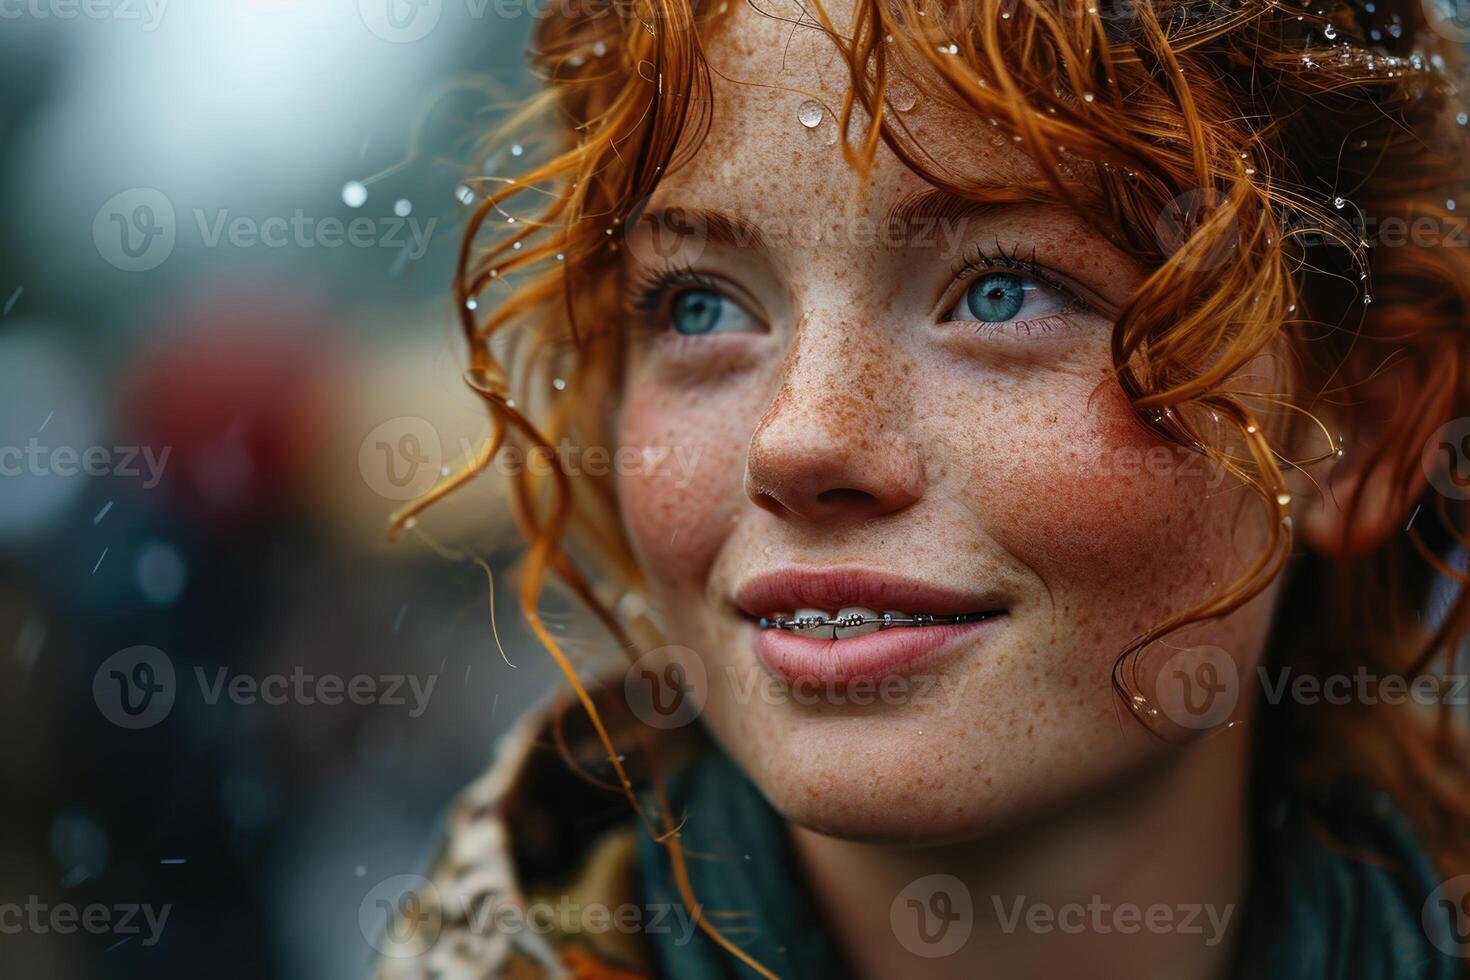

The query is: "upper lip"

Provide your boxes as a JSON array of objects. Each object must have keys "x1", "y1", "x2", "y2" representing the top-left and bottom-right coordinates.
[{"x1": 733, "y1": 566, "x2": 1008, "y2": 618}]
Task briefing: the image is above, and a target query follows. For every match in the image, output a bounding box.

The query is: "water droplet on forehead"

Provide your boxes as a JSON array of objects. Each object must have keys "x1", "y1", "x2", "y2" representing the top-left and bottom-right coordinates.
[{"x1": 797, "y1": 100, "x2": 823, "y2": 129}]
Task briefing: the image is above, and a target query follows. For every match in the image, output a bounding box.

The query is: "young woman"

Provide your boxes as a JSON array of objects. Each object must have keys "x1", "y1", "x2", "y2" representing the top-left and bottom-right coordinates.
[{"x1": 375, "y1": 0, "x2": 1470, "y2": 976}]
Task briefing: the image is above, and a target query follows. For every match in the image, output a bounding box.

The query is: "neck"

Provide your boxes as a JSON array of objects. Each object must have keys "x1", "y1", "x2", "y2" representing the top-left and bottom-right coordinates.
[{"x1": 789, "y1": 729, "x2": 1252, "y2": 980}]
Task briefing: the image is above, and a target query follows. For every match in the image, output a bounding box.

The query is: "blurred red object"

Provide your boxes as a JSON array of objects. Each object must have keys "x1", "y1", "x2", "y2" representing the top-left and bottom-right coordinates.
[{"x1": 121, "y1": 286, "x2": 342, "y2": 528}]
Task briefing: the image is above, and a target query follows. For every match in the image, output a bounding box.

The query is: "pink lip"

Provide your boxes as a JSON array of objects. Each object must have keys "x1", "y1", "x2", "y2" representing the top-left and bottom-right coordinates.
[{"x1": 734, "y1": 566, "x2": 1008, "y2": 685}]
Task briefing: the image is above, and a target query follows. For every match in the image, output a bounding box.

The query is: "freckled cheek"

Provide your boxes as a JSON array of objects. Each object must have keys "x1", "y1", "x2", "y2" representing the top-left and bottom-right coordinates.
[
  {"x1": 614, "y1": 388, "x2": 753, "y2": 580},
  {"x1": 964, "y1": 383, "x2": 1225, "y2": 584}
]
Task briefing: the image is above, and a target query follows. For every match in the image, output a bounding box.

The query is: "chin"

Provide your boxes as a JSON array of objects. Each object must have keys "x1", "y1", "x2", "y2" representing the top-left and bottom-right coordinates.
[{"x1": 698, "y1": 672, "x2": 1155, "y2": 846}]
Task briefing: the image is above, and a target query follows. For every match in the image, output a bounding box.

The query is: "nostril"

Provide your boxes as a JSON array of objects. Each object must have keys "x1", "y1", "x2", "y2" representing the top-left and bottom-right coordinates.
[
  {"x1": 751, "y1": 489, "x2": 786, "y2": 516},
  {"x1": 815, "y1": 488, "x2": 878, "y2": 509}
]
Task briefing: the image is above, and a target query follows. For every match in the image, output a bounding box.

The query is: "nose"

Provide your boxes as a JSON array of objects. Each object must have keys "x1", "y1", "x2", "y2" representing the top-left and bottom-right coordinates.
[{"x1": 743, "y1": 320, "x2": 926, "y2": 524}]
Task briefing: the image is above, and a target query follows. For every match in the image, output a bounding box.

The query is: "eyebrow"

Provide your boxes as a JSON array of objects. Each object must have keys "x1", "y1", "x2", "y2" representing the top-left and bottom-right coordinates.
[
  {"x1": 884, "y1": 184, "x2": 1061, "y2": 232},
  {"x1": 637, "y1": 184, "x2": 1057, "y2": 254},
  {"x1": 637, "y1": 206, "x2": 772, "y2": 250}
]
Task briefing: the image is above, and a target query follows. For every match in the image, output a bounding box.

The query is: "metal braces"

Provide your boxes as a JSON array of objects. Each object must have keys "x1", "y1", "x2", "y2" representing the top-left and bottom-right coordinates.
[{"x1": 756, "y1": 611, "x2": 995, "y2": 632}]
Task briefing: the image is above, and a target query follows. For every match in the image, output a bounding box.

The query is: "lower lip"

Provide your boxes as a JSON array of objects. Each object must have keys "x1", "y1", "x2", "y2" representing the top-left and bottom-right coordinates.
[{"x1": 750, "y1": 615, "x2": 1006, "y2": 686}]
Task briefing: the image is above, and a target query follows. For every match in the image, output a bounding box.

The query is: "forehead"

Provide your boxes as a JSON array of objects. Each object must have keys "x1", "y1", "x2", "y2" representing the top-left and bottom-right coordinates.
[{"x1": 647, "y1": 0, "x2": 1047, "y2": 224}]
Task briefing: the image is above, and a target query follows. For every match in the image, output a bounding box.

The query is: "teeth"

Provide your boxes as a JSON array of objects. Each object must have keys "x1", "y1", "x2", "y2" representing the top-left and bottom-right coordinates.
[
  {"x1": 794, "y1": 608, "x2": 830, "y2": 633},
  {"x1": 782, "y1": 607, "x2": 915, "y2": 637},
  {"x1": 761, "y1": 608, "x2": 990, "y2": 633},
  {"x1": 834, "y1": 606, "x2": 880, "y2": 639}
]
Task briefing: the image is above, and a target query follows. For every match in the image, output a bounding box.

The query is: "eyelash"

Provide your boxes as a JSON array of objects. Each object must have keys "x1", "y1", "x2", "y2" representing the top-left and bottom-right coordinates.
[
  {"x1": 625, "y1": 261, "x2": 722, "y2": 319},
  {"x1": 947, "y1": 241, "x2": 1087, "y2": 337}
]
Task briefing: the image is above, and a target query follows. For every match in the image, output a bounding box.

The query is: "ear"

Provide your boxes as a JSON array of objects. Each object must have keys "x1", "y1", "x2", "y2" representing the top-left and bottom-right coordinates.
[{"x1": 1296, "y1": 353, "x2": 1429, "y2": 559}]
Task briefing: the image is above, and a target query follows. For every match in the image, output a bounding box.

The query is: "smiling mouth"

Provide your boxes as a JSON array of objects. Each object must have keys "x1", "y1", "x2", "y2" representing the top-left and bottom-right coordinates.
[{"x1": 756, "y1": 609, "x2": 1000, "y2": 639}]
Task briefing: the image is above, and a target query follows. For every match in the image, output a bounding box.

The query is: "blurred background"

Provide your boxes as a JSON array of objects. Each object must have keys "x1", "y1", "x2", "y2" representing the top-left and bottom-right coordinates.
[{"x1": 0, "y1": 3, "x2": 583, "y2": 976}]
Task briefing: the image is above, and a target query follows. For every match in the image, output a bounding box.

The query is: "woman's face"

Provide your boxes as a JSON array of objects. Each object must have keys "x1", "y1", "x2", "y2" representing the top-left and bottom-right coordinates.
[{"x1": 613, "y1": 7, "x2": 1284, "y2": 843}]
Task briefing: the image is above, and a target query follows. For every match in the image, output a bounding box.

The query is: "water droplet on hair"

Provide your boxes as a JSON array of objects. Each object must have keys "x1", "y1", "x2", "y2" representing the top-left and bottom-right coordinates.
[
  {"x1": 1246, "y1": 424, "x2": 1258, "y2": 434},
  {"x1": 552, "y1": 377, "x2": 567, "y2": 391},
  {"x1": 797, "y1": 100, "x2": 823, "y2": 129},
  {"x1": 341, "y1": 181, "x2": 367, "y2": 208},
  {"x1": 1323, "y1": 23, "x2": 1337, "y2": 39},
  {"x1": 1333, "y1": 196, "x2": 1345, "y2": 208},
  {"x1": 1449, "y1": 199, "x2": 1458, "y2": 211},
  {"x1": 465, "y1": 297, "x2": 478, "y2": 311},
  {"x1": 1082, "y1": 92, "x2": 1095, "y2": 103},
  {"x1": 394, "y1": 199, "x2": 412, "y2": 217},
  {"x1": 454, "y1": 184, "x2": 475, "y2": 205},
  {"x1": 1276, "y1": 492, "x2": 1292, "y2": 506},
  {"x1": 512, "y1": 241, "x2": 522, "y2": 250},
  {"x1": 1458, "y1": 112, "x2": 1469, "y2": 126},
  {"x1": 888, "y1": 77, "x2": 918, "y2": 111},
  {"x1": 592, "y1": 40, "x2": 607, "y2": 57}
]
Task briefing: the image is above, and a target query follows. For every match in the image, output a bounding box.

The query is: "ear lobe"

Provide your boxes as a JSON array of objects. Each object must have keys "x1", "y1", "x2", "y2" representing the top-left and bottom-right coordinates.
[{"x1": 1296, "y1": 358, "x2": 1428, "y2": 559}]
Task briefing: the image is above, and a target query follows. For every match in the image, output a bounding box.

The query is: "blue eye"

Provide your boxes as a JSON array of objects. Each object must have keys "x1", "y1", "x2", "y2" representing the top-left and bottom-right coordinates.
[
  {"x1": 669, "y1": 288, "x2": 754, "y2": 335},
  {"x1": 961, "y1": 272, "x2": 1031, "y2": 322}
]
